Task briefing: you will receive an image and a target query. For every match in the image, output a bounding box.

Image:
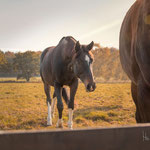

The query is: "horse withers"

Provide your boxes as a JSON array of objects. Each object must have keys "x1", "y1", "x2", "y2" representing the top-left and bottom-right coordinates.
[
  {"x1": 120, "y1": 0, "x2": 150, "y2": 123},
  {"x1": 40, "y1": 36, "x2": 96, "y2": 128}
]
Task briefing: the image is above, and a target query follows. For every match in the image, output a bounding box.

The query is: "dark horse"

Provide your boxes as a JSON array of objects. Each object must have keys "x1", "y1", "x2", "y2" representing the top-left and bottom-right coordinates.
[
  {"x1": 40, "y1": 36, "x2": 96, "y2": 128},
  {"x1": 120, "y1": 0, "x2": 150, "y2": 123}
]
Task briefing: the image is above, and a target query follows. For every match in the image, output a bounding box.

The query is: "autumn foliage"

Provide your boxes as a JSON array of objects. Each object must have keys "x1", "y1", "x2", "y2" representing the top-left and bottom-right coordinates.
[{"x1": 0, "y1": 45, "x2": 128, "y2": 82}]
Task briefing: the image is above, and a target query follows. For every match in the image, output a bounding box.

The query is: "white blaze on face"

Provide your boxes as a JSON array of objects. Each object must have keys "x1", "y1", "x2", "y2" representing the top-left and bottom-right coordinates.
[{"x1": 85, "y1": 55, "x2": 90, "y2": 66}]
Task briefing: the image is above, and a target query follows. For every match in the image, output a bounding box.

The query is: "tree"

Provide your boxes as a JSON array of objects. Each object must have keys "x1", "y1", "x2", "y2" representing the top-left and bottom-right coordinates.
[
  {"x1": 0, "y1": 50, "x2": 8, "y2": 73},
  {"x1": 4, "y1": 51, "x2": 16, "y2": 75},
  {"x1": 13, "y1": 51, "x2": 40, "y2": 81},
  {"x1": 92, "y1": 46, "x2": 129, "y2": 81},
  {"x1": 94, "y1": 43, "x2": 101, "y2": 49}
]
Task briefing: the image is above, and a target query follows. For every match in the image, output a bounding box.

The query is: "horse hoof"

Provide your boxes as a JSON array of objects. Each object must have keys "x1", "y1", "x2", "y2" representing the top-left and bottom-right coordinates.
[
  {"x1": 47, "y1": 122, "x2": 52, "y2": 126},
  {"x1": 68, "y1": 122, "x2": 73, "y2": 129},
  {"x1": 56, "y1": 119, "x2": 63, "y2": 128},
  {"x1": 56, "y1": 123, "x2": 63, "y2": 128},
  {"x1": 56, "y1": 124, "x2": 63, "y2": 128},
  {"x1": 47, "y1": 118, "x2": 52, "y2": 126},
  {"x1": 47, "y1": 121, "x2": 52, "y2": 126}
]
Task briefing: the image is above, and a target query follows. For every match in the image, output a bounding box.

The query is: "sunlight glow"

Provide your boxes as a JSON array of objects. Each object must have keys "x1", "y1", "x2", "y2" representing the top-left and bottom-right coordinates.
[{"x1": 79, "y1": 19, "x2": 121, "y2": 40}]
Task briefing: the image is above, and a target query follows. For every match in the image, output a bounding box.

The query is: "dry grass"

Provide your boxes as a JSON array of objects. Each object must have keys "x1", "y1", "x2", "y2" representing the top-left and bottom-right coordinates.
[
  {"x1": 0, "y1": 80, "x2": 136, "y2": 130},
  {"x1": 0, "y1": 77, "x2": 41, "y2": 82}
]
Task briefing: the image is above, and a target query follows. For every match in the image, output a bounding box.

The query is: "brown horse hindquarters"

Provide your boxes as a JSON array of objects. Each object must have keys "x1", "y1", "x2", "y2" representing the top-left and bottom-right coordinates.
[
  {"x1": 120, "y1": 1, "x2": 141, "y2": 84},
  {"x1": 120, "y1": 0, "x2": 150, "y2": 123},
  {"x1": 40, "y1": 47, "x2": 55, "y2": 86}
]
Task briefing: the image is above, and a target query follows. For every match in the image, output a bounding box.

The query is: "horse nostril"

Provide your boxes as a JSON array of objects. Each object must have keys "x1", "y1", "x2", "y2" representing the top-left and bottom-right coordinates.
[
  {"x1": 86, "y1": 83, "x2": 96, "y2": 92},
  {"x1": 86, "y1": 84, "x2": 90, "y2": 91}
]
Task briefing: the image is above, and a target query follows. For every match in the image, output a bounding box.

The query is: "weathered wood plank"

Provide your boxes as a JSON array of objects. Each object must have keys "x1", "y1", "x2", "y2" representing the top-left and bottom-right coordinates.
[{"x1": 1, "y1": 124, "x2": 150, "y2": 150}]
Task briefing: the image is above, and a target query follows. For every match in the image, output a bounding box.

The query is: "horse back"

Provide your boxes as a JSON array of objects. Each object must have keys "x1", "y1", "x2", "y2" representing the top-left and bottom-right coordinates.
[{"x1": 40, "y1": 36, "x2": 77, "y2": 86}]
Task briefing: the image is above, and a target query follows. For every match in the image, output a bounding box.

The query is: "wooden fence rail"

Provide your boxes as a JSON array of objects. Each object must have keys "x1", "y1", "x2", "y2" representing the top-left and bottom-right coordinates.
[{"x1": 1, "y1": 124, "x2": 150, "y2": 150}]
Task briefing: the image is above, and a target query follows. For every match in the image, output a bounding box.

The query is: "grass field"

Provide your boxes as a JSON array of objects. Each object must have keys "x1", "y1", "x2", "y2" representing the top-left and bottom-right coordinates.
[{"x1": 0, "y1": 79, "x2": 136, "y2": 130}]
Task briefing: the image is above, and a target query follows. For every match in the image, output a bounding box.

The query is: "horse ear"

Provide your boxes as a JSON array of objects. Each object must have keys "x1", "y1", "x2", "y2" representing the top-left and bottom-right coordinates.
[
  {"x1": 75, "y1": 41, "x2": 81, "y2": 52},
  {"x1": 87, "y1": 41, "x2": 94, "y2": 51}
]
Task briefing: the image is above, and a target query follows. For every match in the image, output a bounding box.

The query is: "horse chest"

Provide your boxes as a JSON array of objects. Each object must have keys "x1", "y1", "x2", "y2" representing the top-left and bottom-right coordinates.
[
  {"x1": 55, "y1": 67, "x2": 75, "y2": 85},
  {"x1": 63, "y1": 73, "x2": 75, "y2": 83}
]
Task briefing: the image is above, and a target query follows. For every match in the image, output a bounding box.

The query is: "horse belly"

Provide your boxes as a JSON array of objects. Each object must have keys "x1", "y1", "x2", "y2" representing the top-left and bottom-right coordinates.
[
  {"x1": 41, "y1": 67, "x2": 54, "y2": 85},
  {"x1": 54, "y1": 70, "x2": 75, "y2": 86}
]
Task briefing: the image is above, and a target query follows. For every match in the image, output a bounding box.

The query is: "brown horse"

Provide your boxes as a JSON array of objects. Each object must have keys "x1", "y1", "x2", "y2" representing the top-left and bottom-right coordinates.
[
  {"x1": 120, "y1": 0, "x2": 150, "y2": 123},
  {"x1": 40, "y1": 36, "x2": 96, "y2": 128}
]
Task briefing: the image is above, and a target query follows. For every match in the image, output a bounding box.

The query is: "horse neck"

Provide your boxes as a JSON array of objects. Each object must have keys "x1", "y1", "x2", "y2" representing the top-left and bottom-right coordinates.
[{"x1": 62, "y1": 46, "x2": 76, "y2": 62}]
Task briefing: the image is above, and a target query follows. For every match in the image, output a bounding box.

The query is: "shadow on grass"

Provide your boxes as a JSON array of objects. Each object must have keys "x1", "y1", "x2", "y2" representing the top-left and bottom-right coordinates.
[
  {"x1": 74, "y1": 105, "x2": 123, "y2": 122},
  {"x1": 0, "y1": 119, "x2": 48, "y2": 130},
  {"x1": 74, "y1": 105, "x2": 122, "y2": 116},
  {"x1": 0, "y1": 80, "x2": 41, "y2": 83}
]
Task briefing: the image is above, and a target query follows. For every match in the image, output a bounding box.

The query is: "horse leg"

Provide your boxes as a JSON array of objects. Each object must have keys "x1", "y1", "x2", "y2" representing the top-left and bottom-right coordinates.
[
  {"x1": 51, "y1": 92, "x2": 56, "y2": 118},
  {"x1": 44, "y1": 84, "x2": 52, "y2": 126},
  {"x1": 137, "y1": 77, "x2": 150, "y2": 123},
  {"x1": 68, "y1": 79, "x2": 78, "y2": 129},
  {"x1": 51, "y1": 88, "x2": 69, "y2": 119},
  {"x1": 54, "y1": 82, "x2": 63, "y2": 128},
  {"x1": 131, "y1": 82, "x2": 142, "y2": 123},
  {"x1": 62, "y1": 87, "x2": 70, "y2": 105}
]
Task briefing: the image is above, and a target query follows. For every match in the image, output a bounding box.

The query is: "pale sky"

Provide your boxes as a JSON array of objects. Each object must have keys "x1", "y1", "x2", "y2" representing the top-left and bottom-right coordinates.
[{"x1": 0, "y1": 0, "x2": 135, "y2": 52}]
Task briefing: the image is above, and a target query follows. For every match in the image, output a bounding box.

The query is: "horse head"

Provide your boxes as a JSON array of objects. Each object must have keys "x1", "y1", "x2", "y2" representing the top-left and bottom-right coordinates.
[{"x1": 71, "y1": 41, "x2": 96, "y2": 92}]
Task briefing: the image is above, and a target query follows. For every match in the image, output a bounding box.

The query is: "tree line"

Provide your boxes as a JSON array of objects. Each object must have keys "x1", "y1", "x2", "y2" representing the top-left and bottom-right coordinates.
[
  {"x1": 92, "y1": 45, "x2": 128, "y2": 82},
  {"x1": 0, "y1": 50, "x2": 41, "y2": 81},
  {"x1": 0, "y1": 45, "x2": 129, "y2": 82}
]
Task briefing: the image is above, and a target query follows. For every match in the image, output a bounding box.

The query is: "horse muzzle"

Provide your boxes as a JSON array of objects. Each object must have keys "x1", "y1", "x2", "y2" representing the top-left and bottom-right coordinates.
[{"x1": 86, "y1": 82, "x2": 96, "y2": 92}]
